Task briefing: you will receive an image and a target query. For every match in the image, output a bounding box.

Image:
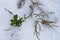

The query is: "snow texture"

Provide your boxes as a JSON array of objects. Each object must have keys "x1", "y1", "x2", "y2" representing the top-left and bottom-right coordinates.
[{"x1": 0, "y1": 0, "x2": 60, "y2": 40}]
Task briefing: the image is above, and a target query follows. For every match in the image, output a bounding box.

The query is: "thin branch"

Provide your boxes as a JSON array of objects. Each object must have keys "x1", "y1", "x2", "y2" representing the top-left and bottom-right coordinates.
[
  {"x1": 4, "y1": 8, "x2": 13, "y2": 14},
  {"x1": 34, "y1": 21, "x2": 40, "y2": 40}
]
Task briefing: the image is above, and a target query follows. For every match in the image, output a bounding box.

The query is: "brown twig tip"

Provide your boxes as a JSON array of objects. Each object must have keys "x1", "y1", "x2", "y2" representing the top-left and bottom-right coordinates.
[{"x1": 18, "y1": 0, "x2": 25, "y2": 8}]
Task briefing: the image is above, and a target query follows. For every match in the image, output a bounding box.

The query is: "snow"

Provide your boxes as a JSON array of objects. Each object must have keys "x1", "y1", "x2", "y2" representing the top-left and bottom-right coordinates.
[{"x1": 0, "y1": 0, "x2": 60, "y2": 40}]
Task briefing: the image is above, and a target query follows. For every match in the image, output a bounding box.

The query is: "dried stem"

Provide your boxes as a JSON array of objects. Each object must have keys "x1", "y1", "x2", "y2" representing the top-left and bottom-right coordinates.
[{"x1": 34, "y1": 21, "x2": 40, "y2": 40}]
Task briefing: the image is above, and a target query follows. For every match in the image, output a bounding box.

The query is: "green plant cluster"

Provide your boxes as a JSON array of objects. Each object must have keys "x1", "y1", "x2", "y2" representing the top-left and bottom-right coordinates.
[{"x1": 10, "y1": 14, "x2": 24, "y2": 27}]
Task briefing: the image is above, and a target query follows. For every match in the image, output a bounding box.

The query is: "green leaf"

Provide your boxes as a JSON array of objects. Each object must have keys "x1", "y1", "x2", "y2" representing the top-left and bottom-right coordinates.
[{"x1": 13, "y1": 14, "x2": 18, "y2": 20}]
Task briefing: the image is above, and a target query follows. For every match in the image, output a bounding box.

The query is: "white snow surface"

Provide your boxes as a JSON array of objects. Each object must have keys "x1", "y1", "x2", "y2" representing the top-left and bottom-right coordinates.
[{"x1": 0, "y1": 0, "x2": 60, "y2": 40}]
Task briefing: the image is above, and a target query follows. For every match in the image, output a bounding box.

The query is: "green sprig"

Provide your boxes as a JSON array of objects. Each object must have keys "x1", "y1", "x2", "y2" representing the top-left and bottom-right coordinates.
[{"x1": 10, "y1": 14, "x2": 24, "y2": 27}]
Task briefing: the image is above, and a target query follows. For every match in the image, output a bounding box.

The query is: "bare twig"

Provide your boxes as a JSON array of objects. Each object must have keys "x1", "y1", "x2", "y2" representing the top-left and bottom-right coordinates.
[
  {"x1": 4, "y1": 8, "x2": 13, "y2": 14},
  {"x1": 34, "y1": 21, "x2": 40, "y2": 40}
]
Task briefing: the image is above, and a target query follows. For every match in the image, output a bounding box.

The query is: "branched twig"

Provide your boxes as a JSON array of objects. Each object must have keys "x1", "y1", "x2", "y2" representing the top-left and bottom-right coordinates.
[{"x1": 22, "y1": 0, "x2": 57, "y2": 40}]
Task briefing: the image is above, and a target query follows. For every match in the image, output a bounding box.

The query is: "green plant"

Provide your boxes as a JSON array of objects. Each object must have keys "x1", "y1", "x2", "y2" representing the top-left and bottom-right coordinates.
[
  {"x1": 4, "y1": 8, "x2": 24, "y2": 27},
  {"x1": 4, "y1": 8, "x2": 24, "y2": 40},
  {"x1": 10, "y1": 14, "x2": 24, "y2": 27}
]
